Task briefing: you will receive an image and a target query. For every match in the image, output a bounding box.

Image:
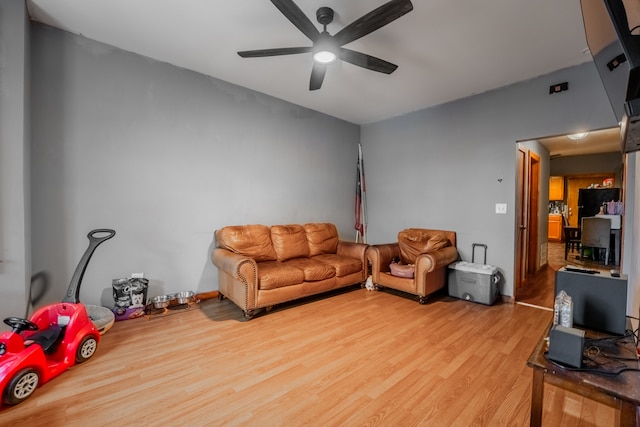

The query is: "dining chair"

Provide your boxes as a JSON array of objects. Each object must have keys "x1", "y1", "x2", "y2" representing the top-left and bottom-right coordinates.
[
  {"x1": 563, "y1": 227, "x2": 581, "y2": 260},
  {"x1": 580, "y1": 216, "x2": 611, "y2": 265}
]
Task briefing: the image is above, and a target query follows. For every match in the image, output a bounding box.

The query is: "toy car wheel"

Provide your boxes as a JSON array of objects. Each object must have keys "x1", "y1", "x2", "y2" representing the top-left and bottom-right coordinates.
[
  {"x1": 76, "y1": 335, "x2": 98, "y2": 363},
  {"x1": 3, "y1": 368, "x2": 39, "y2": 405}
]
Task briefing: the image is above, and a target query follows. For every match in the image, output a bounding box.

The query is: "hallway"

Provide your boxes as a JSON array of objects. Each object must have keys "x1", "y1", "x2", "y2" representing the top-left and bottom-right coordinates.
[{"x1": 516, "y1": 242, "x2": 610, "y2": 309}]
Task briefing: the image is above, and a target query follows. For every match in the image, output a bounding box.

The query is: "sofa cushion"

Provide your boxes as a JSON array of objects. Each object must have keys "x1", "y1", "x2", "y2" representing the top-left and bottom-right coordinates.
[
  {"x1": 271, "y1": 225, "x2": 310, "y2": 261},
  {"x1": 283, "y1": 258, "x2": 336, "y2": 281},
  {"x1": 304, "y1": 223, "x2": 339, "y2": 256},
  {"x1": 312, "y1": 254, "x2": 362, "y2": 277},
  {"x1": 398, "y1": 228, "x2": 451, "y2": 264},
  {"x1": 258, "y1": 261, "x2": 305, "y2": 290},
  {"x1": 216, "y1": 225, "x2": 277, "y2": 262}
]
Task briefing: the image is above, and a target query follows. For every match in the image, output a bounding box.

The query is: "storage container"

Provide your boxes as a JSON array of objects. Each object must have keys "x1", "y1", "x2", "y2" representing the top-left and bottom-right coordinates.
[{"x1": 448, "y1": 243, "x2": 500, "y2": 305}]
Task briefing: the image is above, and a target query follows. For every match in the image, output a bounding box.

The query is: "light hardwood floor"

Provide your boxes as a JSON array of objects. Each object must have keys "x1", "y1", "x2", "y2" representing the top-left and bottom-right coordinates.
[
  {"x1": 516, "y1": 242, "x2": 611, "y2": 309},
  {"x1": 2, "y1": 287, "x2": 617, "y2": 426}
]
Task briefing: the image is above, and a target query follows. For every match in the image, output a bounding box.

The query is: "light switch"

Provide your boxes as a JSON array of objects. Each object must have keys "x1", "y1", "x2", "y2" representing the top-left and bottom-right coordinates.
[{"x1": 495, "y1": 203, "x2": 507, "y2": 214}]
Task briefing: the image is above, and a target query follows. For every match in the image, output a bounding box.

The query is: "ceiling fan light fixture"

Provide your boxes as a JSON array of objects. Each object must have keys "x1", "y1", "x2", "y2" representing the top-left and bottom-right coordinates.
[
  {"x1": 237, "y1": 0, "x2": 414, "y2": 90},
  {"x1": 312, "y1": 32, "x2": 337, "y2": 64},
  {"x1": 567, "y1": 132, "x2": 589, "y2": 140},
  {"x1": 313, "y1": 50, "x2": 336, "y2": 64}
]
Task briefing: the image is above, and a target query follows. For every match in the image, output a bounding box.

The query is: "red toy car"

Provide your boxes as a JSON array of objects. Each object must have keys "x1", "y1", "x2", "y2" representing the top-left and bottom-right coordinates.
[
  {"x1": 0, "y1": 229, "x2": 115, "y2": 406},
  {"x1": 0, "y1": 305, "x2": 99, "y2": 404}
]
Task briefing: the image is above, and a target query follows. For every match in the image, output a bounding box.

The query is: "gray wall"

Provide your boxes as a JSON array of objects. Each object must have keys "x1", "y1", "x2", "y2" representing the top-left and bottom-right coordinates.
[
  {"x1": 0, "y1": 0, "x2": 30, "y2": 320},
  {"x1": 361, "y1": 61, "x2": 620, "y2": 299},
  {"x1": 551, "y1": 152, "x2": 624, "y2": 182},
  {"x1": 29, "y1": 24, "x2": 360, "y2": 310},
  {"x1": 5, "y1": 18, "x2": 639, "y2": 318}
]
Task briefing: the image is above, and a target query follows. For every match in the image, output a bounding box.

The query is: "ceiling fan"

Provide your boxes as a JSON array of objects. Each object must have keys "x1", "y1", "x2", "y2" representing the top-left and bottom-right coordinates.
[{"x1": 237, "y1": 0, "x2": 414, "y2": 91}]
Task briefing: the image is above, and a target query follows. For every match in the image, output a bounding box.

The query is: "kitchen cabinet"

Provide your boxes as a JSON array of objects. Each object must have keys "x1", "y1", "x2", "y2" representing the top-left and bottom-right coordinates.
[
  {"x1": 548, "y1": 214, "x2": 563, "y2": 242},
  {"x1": 549, "y1": 176, "x2": 564, "y2": 201}
]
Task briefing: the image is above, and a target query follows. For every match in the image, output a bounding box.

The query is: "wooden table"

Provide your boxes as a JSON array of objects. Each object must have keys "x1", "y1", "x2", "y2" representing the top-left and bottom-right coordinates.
[{"x1": 527, "y1": 323, "x2": 640, "y2": 426}]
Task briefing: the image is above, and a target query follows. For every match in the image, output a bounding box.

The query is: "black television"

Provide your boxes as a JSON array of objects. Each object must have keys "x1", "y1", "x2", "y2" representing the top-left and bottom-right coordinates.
[
  {"x1": 555, "y1": 268, "x2": 628, "y2": 335},
  {"x1": 581, "y1": 0, "x2": 640, "y2": 153}
]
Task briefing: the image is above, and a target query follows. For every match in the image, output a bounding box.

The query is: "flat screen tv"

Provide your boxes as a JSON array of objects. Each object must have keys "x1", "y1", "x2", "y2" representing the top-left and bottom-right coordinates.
[
  {"x1": 555, "y1": 268, "x2": 628, "y2": 335},
  {"x1": 581, "y1": 0, "x2": 640, "y2": 152}
]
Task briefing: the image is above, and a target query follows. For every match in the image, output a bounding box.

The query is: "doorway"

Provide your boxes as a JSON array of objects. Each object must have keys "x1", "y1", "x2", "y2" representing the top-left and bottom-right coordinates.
[{"x1": 515, "y1": 127, "x2": 623, "y2": 308}]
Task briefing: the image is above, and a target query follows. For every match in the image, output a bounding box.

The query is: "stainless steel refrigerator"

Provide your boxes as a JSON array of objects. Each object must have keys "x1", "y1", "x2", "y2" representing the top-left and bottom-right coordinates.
[{"x1": 577, "y1": 188, "x2": 621, "y2": 223}]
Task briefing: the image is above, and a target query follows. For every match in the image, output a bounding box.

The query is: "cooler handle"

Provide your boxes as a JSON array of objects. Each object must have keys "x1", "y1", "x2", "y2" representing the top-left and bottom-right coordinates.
[{"x1": 471, "y1": 243, "x2": 487, "y2": 264}]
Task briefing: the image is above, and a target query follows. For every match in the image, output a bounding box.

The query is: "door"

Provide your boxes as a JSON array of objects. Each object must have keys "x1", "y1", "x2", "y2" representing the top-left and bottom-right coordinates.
[
  {"x1": 527, "y1": 153, "x2": 540, "y2": 276},
  {"x1": 515, "y1": 146, "x2": 540, "y2": 288},
  {"x1": 514, "y1": 144, "x2": 540, "y2": 289},
  {"x1": 515, "y1": 147, "x2": 527, "y2": 288}
]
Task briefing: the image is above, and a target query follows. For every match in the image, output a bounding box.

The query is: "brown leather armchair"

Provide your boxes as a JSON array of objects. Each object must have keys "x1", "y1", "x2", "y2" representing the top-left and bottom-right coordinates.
[{"x1": 367, "y1": 228, "x2": 458, "y2": 303}]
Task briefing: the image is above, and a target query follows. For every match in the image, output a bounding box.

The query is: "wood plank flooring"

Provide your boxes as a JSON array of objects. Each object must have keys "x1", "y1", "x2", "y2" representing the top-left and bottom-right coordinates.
[
  {"x1": 516, "y1": 242, "x2": 611, "y2": 309},
  {"x1": 1, "y1": 286, "x2": 616, "y2": 426}
]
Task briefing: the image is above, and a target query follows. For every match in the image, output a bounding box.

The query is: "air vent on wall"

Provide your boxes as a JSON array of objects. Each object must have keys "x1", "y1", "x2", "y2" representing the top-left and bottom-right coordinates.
[
  {"x1": 607, "y1": 53, "x2": 627, "y2": 70},
  {"x1": 549, "y1": 82, "x2": 568, "y2": 94}
]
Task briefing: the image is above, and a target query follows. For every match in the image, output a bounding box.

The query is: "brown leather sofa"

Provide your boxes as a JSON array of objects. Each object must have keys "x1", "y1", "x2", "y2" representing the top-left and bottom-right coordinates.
[
  {"x1": 212, "y1": 223, "x2": 368, "y2": 319},
  {"x1": 367, "y1": 228, "x2": 458, "y2": 303}
]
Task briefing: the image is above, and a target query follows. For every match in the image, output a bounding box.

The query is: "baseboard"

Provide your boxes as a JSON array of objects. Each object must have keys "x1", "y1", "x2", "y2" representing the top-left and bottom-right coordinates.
[
  {"x1": 195, "y1": 291, "x2": 219, "y2": 301},
  {"x1": 501, "y1": 294, "x2": 515, "y2": 304}
]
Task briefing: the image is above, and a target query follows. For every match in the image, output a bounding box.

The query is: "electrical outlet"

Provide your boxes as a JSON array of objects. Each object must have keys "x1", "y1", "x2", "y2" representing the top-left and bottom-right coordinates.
[{"x1": 495, "y1": 203, "x2": 507, "y2": 214}]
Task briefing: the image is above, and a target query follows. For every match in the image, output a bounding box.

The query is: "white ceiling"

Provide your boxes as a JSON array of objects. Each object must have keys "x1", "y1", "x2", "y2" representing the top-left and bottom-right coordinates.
[
  {"x1": 537, "y1": 127, "x2": 622, "y2": 157},
  {"x1": 26, "y1": 0, "x2": 593, "y2": 126}
]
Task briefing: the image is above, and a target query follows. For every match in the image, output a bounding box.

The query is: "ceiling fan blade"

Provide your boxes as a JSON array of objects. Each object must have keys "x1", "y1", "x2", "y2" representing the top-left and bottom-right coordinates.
[
  {"x1": 309, "y1": 63, "x2": 327, "y2": 91},
  {"x1": 332, "y1": 0, "x2": 413, "y2": 47},
  {"x1": 271, "y1": 0, "x2": 321, "y2": 42},
  {"x1": 238, "y1": 47, "x2": 312, "y2": 58},
  {"x1": 339, "y1": 48, "x2": 398, "y2": 74}
]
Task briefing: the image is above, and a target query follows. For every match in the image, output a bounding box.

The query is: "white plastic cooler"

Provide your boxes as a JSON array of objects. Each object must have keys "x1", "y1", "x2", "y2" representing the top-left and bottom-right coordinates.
[{"x1": 448, "y1": 243, "x2": 500, "y2": 305}]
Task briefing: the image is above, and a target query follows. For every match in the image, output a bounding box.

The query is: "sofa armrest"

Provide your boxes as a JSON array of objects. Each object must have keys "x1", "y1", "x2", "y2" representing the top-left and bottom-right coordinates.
[
  {"x1": 336, "y1": 240, "x2": 368, "y2": 263},
  {"x1": 212, "y1": 248, "x2": 258, "y2": 288},
  {"x1": 415, "y1": 245, "x2": 459, "y2": 273}
]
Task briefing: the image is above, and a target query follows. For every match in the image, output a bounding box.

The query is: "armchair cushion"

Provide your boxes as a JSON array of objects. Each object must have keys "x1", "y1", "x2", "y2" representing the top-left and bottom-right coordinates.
[
  {"x1": 390, "y1": 262, "x2": 415, "y2": 278},
  {"x1": 398, "y1": 228, "x2": 451, "y2": 263}
]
